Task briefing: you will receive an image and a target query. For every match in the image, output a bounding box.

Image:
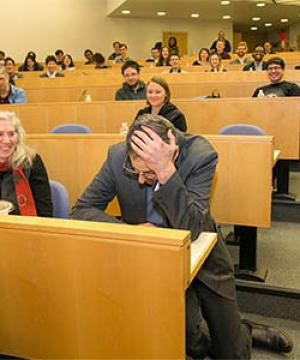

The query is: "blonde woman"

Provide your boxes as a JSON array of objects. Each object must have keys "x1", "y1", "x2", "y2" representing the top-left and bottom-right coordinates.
[{"x1": 0, "y1": 111, "x2": 52, "y2": 216}]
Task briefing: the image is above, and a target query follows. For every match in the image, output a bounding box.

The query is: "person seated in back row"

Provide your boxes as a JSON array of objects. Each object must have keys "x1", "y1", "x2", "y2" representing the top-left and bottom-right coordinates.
[
  {"x1": 253, "y1": 57, "x2": 300, "y2": 97},
  {"x1": 18, "y1": 54, "x2": 44, "y2": 72},
  {"x1": 243, "y1": 45, "x2": 267, "y2": 71},
  {"x1": 115, "y1": 60, "x2": 146, "y2": 101},
  {"x1": 0, "y1": 111, "x2": 52, "y2": 217},
  {"x1": 207, "y1": 52, "x2": 227, "y2": 72},
  {"x1": 40, "y1": 56, "x2": 64, "y2": 78},
  {"x1": 162, "y1": 54, "x2": 187, "y2": 73},
  {"x1": 0, "y1": 68, "x2": 26, "y2": 104},
  {"x1": 136, "y1": 76, "x2": 187, "y2": 132}
]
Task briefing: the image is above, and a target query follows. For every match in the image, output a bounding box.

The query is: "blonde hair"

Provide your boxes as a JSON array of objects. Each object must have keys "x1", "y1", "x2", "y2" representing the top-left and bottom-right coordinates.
[{"x1": 0, "y1": 111, "x2": 36, "y2": 169}]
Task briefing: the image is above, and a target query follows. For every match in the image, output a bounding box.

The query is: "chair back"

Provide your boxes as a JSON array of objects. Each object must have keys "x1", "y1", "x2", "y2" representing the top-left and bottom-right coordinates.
[
  {"x1": 50, "y1": 180, "x2": 69, "y2": 218},
  {"x1": 50, "y1": 124, "x2": 91, "y2": 134},
  {"x1": 218, "y1": 124, "x2": 266, "y2": 135}
]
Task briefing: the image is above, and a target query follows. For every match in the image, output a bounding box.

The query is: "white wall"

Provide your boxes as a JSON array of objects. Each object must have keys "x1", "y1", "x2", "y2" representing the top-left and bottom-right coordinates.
[
  {"x1": 2, "y1": 0, "x2": 232, "y2": 62},
  {"x1": 289, "y1": 23, "x2": 300, "y2": 50}
]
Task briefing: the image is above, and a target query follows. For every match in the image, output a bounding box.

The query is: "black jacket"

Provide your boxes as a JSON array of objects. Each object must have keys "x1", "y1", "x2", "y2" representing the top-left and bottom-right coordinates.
[
  {"x1": 243, "y1": 61, "x2": 268, "y2": 71},
  {"x1": 115, "y1": 80, "x2": 147, "y2": 101},
  {"x1": 136, "y1": 102, "x2": 187, "y2": 132}
]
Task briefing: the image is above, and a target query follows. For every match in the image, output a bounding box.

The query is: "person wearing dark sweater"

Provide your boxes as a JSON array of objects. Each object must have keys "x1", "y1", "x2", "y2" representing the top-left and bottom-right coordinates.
[
  {"x1": 253, "y1": 57, "x2": 300, "y2": 97},
  {"x1": 136, "y1": 76, "x2": 187, "y2": 132},
  {"x1": 0, "y1": 111, "x2": 52, "y2": 217},
  {"x1": 40, "y1": 55, "x2": 64, "y2": 78},
  {"x1": 115, "y1": 60, "x2": 146, "y2": 101}
]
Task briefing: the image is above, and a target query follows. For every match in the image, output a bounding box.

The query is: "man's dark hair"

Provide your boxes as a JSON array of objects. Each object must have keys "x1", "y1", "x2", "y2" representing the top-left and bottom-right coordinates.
[
  {"x1": 55, "y1": 49, "x2": 64, "y2": 56},
  {"x1": 5, "y1": 57, "x2": 15, "y2": 66},
  {"x1": 121, "y1": 60, "x2": 140, "y2": 75},
  {"x1": 45, "y1": 55, "x2": 57, "y2": 64},
  {"x1": 120, "y1": 43, "x2": 128, "y2": 49},
  {"x1": 0, "y1": 51, "x2": 5, "y2": 58},
  {"x1": 113, "y1": 41, "x2": 121, "y2": 47},
  {"x1": 94, "y1": 52, "x2": 105, "y2": 64},
  {"x1": 266, "y1": 57, "x2": 285, "y2": 70},
  {"x1": 126, "y1": 114, "x2": 179, "y2": 157},
  {"x1": 84, "y1": 49, "x2": 93, "y2": 56}
]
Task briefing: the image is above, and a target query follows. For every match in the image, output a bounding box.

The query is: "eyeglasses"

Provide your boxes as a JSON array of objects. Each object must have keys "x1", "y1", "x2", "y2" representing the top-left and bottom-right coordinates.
[
  {"x1": 122, "y1": 155, "x2": 156, "y2": 180},
  {"x1": 268, "y1": 66, "x2": 282, "y2": 71}
]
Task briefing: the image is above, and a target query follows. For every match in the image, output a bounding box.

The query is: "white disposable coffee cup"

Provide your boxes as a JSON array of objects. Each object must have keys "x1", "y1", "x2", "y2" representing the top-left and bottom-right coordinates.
[{"x1": 0, "y1": 200, "x2": 14, "y2": 215}]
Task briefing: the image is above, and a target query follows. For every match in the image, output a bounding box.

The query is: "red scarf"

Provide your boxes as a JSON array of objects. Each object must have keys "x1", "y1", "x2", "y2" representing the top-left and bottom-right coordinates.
[{"x1": 0, "y1": 162, "x2": 37, "y2": 216}]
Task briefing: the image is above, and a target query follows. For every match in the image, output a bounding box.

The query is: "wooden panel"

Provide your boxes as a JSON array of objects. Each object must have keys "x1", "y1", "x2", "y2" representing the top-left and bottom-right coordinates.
[
  {"x1": 0, "y1": 216, "x2": 190, "y2": 359},
  {"x1": 25, "y1": 134, "x2": 274, "y2": 228},
  {"x1": 5, "y1": 97, "x2": 299, "y2": 159}
]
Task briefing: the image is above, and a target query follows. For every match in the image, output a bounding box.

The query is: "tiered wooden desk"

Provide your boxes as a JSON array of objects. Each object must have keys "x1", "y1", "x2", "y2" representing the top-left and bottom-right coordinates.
[
  {"x1": 0, "y1": 215, "x2": 217, "y2": 359},
  {"x1": 25, "y1": 133, "x2": 275, "y2": 281}
]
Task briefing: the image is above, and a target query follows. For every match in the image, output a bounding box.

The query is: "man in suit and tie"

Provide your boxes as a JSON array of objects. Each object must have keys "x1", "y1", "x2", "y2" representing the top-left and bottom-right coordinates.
[{"x1": 71, "y1": 114, "x2": 292, "y2": 359}]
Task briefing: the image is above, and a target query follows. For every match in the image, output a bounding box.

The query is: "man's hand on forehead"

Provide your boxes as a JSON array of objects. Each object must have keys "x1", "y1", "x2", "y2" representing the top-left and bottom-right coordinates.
[{"x1": 130, "y1": 125, "x2": 178, "y2": 184}]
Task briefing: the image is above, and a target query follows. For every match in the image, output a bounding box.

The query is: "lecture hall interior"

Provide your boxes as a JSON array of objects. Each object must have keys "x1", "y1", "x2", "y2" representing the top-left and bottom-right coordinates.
[{"x1": 0, "y1": 0, "x2": 300, "y2": 359}]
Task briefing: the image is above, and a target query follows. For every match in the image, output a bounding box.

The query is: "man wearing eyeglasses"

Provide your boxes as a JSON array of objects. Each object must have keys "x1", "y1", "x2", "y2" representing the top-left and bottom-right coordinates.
[
  {"x1": 253, "y1": 57, "x2": 300, "y2": 97},
  {"x1": 71, "y1": 114, "x2": 292, "y2": 359}
]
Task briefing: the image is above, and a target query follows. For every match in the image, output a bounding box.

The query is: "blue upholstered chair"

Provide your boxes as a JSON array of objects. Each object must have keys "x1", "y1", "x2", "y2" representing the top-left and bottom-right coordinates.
[
  {"x1": 218, "y1": 124, "x2": 266, "y2": 136},
  {"x1": 49, "y1": 180, "x2": 69, "y2": 218},
  {"x1": 50, "y1": 124, "x2": 91, "y2": 134}
]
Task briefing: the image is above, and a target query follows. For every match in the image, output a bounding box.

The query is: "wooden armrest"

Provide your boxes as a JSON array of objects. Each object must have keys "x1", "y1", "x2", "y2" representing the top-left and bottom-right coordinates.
[
  {"x1": 189, "y1": 232, "x2": 218, "y2": 285},
  {"x1": 273, "y1": 150, "x2": 281, "y2": 166}
]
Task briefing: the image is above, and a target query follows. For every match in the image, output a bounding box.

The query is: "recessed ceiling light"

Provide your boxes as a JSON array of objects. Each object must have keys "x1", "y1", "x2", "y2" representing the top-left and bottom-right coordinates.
[
  {"x1": 250, "y1": 26, "x2": 258, "y2": 30},
  {"x1": 265, "y1": 23, "x2": 272, "y2": 27},
  {"x1": 157, "y1": 11, "x2": 166, "y2": 16},
  {"x1": 191, "y1": 13, "x2": 199, "y2": 18},
  {"x1": 222, "y1": 15, "x2": 231, "y2": 19},
  {"x1": 121, "y1": 10, "x2": 131, "y2": 14},
  {"x1": 252, "y1": 17, "x2": 261, "y2": 21},
  {"x1": 256, "y1": 2, "x2": 265, "y2": 7},
  {"x1": 221, "y1": 1, "x2": 230, "y2": 5},
  {"x1": 281, "y1": 18, "x2": 288, "y2": 23}
]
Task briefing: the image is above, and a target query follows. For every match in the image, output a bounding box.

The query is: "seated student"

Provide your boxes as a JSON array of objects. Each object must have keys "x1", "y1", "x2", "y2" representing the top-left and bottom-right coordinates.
[
  {"x1": 156, "y1": 46, "x2": 170, "y2": 67},
  {"x1": 207, "y1": 52, "x2": 227, "y2": 72},
  {"x1": 136, "y1": 76, "x2": 187, "y2": 132},
  {"x1": 40, "y1": 55, "x2": 64, "y2": 78},
  {"x1": 71, "y1": 114, "x2": 292, "y2": 359},
  {"x1": 192, "y1": 48, "x2": 210, "y2": 66},
  {"x1": 5, "y1": 57, "x2": 23, "y2": 83},
  {"x1": 108, "y1": 41, "x2": 121, "y2": 61},
  {"x1": 230, "y1": 42, "x2": 252, "y2": 65},
  {"x1": 94, "y1": 53, "x2": 110, "y2": 69},
  {"x1": 18, "y1": 54, "x2": 44, "y2": 72},
  {"x1": 115, "y1": 60, "x2": 146, "y2": 101},
  {"x1": 84, "y1": 49, "x2": 95, "y2": 65},
  {"x1": 168, "y1": 36, "x2": 179, "y2": 55},
  {"x1": 243, "y1": 46, "x2": 267, "y2": 71},
  {"x1": 115, "y1": 43, "x2": 131, "y2": 64},
  {"x1": 264, "y1": 42, "x2": 275, "y2": 54},
  {"x1": 0, "y1": 51, "x2": 6, "y2": 61},
  {"x1": 215, "y1": 40, "x2": 231, "y2": 60},
  {"x1": 55, "y1": 49, "x2": 64, "y2": 67},
  {"x1": 61, "y1": 54, "x2": 76, "y2": 71},
  {"x1": 0, "y1": 111, "x2": 52, "y2": 217},
  {"x1": 145, "y1": 47, "x2": 160, "y2": 64},
  {"x1": 162, "y1": 54, "x2": 188, "y2": 73},
  {"x1": 253, "y1": 57, "x2": 300, "y2": 97},
  {"x1": 210, "y1": 30, "x2": 231, "y2": 53},
  {"x1": 0, "y1": 68, "x2": 26, "y2": 104}
]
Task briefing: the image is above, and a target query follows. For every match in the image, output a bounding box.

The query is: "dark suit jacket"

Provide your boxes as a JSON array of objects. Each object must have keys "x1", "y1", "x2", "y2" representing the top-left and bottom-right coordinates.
[{"x1": 71, "y1": 131, "x2": 235, "y2": 300}]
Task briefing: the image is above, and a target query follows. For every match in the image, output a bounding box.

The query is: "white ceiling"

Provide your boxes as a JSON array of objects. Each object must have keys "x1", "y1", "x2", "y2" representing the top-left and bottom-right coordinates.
[{"x1": 108, "y1": 0, "x2": 300, "y2": 32}]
